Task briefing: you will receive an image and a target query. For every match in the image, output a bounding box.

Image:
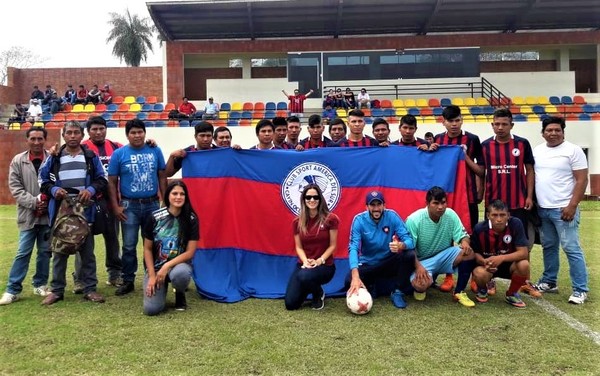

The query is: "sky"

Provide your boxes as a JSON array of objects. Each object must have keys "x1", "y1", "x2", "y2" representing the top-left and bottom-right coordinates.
[{"x1": 0, "y1": 0, "x2": 167, "y2": 68}]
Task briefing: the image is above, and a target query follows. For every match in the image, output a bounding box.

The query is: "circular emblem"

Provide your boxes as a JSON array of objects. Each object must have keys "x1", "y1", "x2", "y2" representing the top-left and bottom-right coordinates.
[
  {"x1": 503, "y1": 235, "x2": 512, "y2": 244},
  {"x1": 383, "y1": 226, "x2": 390, "y2": 233},
  {"x1": 281, "y1": 162, "x2": 341, "y2": 215},
  {"x1": 512, "y1": 148, "x2": 520, "y2": 157}
]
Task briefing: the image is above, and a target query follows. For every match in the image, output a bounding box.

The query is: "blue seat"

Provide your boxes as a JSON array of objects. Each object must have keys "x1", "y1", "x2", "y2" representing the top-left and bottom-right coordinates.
[
  {"x1": 364, "y1": 117, "x2": 374, "y2": 125},
  {"x1": 276, "y1": 102, "x2": 287, "y2": 110},
  {"x1": 532, "y1": 105, "x2": 546, "y2": 115},
  {"x1": 513, "y1": 114, "x2": 527, "y2": 122},
  {"x1": 137, "y1": 112, "x2": 148, "y2": 120},
  {"x1": 107, "y1": 121, "x2": 119, "y2": 128},
  {"x1": 482, "y1": 106, "x2": 495, "y2": 115},
  {"x1": 141, "y1": 104, "x2": 153, "y2": 112},
  {"x1": 578, "y1": 113, "x2": 591, "y2": 121},
  {"x1": 41, "y1": 113, "x2": 53, "y2": 122},
  {"x1": 220, "y1": 103, "x2": 231, "y2": 111},
  {"x1": 101, "y1": 112, "x2": 112, "y2": 121},
  {"x1": 179, "y1": 120, "x2": 190, "y2": 127},
  {"x1": 107, "y1": 104, "x2": 118, "y2": 112},
  {"x1": 153, "y1": 103, "x2": 164, "y2": 112},
  {"x1": 561, "y1": 96, "x2": 573, "y2": 105},
  {"x1": 371, "y1": 108, "x2": 384, "y2": 117},
  {"x1": 549, "y1": 96, "x2": 561, "y2": 105},
  {"x1": 136, "y1": 96, "x2": 146, "y2": 104},
  {"x1": 227, "y1": 120, "x2": 239, "y2": 127},
  {"x1": 540, "y1": 114, "x2": 550, "y2": 121},
  {"x1": 440, "y1": 98, "x2": 452, "y2": 107},
  {"x1": 265, "y1": 102, "x2": 276, "y2": 111},
  {"x1": 241, "y1": 111, "x2": 253, "y2": 119},
  {"x1": 469, "y1": 107, "x2": 482, "y2": 115},
  {"x1": 265, "y1": 110, "x2": 276, "y2": 119},
  {"x1": 191, "y1": 120, "x2": 202, "y2": 127},
  {"x1": 144, "y1": 121, "x2": 155, "y2": 127},
  {"x1": 582, "y1": 104, "x2": 596, "y2": 113},
  {"x1": 432, "y1": 107, "x2": 444, "y2": 116},
  {"x1": 155, "y1": 120, "x2": 167, "y2": 127},
  {"x1": 195, "y1": 110, "x2": 205, "y2": 118},
  {"x1": 381, "y1": 108, "x2": 394, "y2": 117},
  {"x1": 407, "y1": 108, "x2": 420, "y2": 116},
  {"x1": 229, "y1": 111, "x2": 241, "y2": 120}
]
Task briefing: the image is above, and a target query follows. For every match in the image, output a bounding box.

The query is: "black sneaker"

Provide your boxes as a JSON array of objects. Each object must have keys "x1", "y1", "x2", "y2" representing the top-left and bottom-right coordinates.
[
  {"x1": 115, "y1": 282, "x2": 135, "y2": 296},
  {"x1": 311, "y1": 289, "x2": 325, "y2": 310},
  {"x1": 175, "y1": 292, "x2": 187, "y2": 311}
]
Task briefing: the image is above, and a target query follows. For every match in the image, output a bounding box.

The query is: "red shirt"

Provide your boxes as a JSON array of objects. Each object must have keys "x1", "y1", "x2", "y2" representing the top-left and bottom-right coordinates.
[
  {"x1": 288, "y1": 95, "x2": 306, "y2": 113},
  {"x1": 179, "y1": 102, "x2": 197, "y2": 116},
  {"x1": 292, "y1": 213, "x2": 339, "y2": 265}
]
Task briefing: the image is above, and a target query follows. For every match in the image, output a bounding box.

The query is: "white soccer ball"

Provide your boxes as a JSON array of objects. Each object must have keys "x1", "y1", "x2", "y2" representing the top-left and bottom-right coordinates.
[{"x1": 346, "y1": 288, "x2": 373, "y2": 315}]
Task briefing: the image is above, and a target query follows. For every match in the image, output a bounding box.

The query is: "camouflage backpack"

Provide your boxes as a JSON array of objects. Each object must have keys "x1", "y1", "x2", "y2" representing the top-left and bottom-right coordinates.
[{"x1": 51, "y1": 196, "x2": 90, "y2": 255}]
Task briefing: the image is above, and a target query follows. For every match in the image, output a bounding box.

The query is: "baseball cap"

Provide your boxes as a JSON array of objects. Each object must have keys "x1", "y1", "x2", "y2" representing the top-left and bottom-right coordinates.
[{"x1": 366, "y1": 190, "x2": 385, "y2": 205}]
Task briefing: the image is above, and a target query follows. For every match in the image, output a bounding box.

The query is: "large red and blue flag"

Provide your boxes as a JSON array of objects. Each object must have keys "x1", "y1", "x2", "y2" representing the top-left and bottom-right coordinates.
[{"x1": 183, "y1": 146, "x2": 468, "y2": 302}]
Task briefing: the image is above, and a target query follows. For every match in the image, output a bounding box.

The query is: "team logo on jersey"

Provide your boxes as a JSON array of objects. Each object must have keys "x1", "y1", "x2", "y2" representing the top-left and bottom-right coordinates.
[
  {"x1": 460, "y1": 144, "x2": 468, "y2": 152},
  {"x1": 383, "y1": 226, "x2": 390, "y2": 233},
  {"x1": 512, "y1": 148, "x2": 520, "y2": 157},
  {"x1": 281, "y1": 162, "x2": 341, "y2": 215},
  {"x1": 503, "y1": 234, "x2": 512, "y2": 244}
]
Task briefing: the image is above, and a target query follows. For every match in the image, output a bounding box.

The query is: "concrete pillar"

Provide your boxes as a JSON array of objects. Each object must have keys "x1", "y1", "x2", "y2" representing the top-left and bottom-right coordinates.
[
  {"x1": 558, "y1": 48, "x2": 570, "y2": 71},
  {"x1": 242, "y1": 58, "x2": 252, "y2": 79}
]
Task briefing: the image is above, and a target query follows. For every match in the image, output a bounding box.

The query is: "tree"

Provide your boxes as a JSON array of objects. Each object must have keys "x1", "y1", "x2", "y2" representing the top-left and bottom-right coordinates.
[
  {"x1": 0, "y1": 47, "x2": 44, "y2": 85},
  {"x1": 106, "y1": 9, "x2": 154, "y2": 67}
]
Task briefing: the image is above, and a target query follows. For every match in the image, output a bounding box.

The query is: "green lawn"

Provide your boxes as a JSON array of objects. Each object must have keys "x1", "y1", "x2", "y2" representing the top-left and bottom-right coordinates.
[{"x1": 0, "y1": 203, "x2": 598, "y2": 375}]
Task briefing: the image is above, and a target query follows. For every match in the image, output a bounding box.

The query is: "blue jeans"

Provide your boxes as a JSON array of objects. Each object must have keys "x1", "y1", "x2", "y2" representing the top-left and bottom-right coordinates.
[
  {"x1": 285, "y1": 263, "x2": 335, "y2": 310},
  {"x1": 6, "y1": 225, "x2": 51, "y2": 295},
  {"x1": 143, "y1": 263, "x2": 192, "y2": 316},
  {"x1": 538, "y1": 207, "x2": 589, "y2": 293},
  {"x1": 121, "y1": 198, "x2": 159, "y2": 283}
]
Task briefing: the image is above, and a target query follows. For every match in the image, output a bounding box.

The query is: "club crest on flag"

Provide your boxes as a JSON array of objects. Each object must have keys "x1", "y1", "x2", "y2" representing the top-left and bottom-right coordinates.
[{"x1": 281, "y1": 162, "x2": 341, "y2": 215}]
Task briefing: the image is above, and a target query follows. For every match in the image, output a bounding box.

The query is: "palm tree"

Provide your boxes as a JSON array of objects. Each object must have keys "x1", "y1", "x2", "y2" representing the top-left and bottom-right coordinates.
[{"x1": 106, "y1": 10, "x2": 154, "y2": 67}]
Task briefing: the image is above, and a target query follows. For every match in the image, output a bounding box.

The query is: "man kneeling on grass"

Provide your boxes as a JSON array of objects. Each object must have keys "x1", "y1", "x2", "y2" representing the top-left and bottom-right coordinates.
[{"x1": 471, "y1": 199, "x2": 530, "y2": 308}]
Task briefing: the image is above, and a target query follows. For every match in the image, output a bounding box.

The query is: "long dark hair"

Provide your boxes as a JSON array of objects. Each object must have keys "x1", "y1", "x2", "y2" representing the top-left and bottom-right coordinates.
[
  {"x1": 297, "y1": 184, "x2": 330, "y2": 235},
  {"x1": 164, "y1": 180, "x2": 198, "y2": 249}
]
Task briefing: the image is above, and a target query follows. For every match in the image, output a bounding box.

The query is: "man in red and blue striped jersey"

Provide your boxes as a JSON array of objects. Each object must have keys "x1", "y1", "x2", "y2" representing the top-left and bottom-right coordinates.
[{"x1": 338, "y1": 109, "x2": 379, "y2": 147}]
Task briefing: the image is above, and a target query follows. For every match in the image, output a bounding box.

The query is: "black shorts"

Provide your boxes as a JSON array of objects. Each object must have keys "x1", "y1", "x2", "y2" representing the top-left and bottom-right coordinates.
[{"x1": 491, "y1": 261, "x2": 513, "y2": 280}]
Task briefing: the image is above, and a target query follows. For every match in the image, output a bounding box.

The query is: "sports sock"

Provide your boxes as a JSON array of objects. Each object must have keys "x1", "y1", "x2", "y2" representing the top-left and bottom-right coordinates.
[
  {"x1": 455, "y1": 259, "x2": 475, "y2": 293},
  {"x1": 507, "y1": 274, "x2": 527, "y2": 296}
]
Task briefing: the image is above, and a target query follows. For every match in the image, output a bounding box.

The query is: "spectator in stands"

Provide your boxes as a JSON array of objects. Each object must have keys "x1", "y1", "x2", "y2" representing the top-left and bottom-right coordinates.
[
  {"x1": 372, "y1": 118, "x2": 391, "y2": 146},
  {"x1": 334, "y1": 88, "x2": 346, "y2": 109},
  {"x1": 87, "y1": 85, "x2": 102, "y2": 105},
  {"x1": 344, "y1": 88, "x2": 356, "y2": 109},
  {"x1": 166, "y1": 121, "x2": 216, "y2": 177},
  {"x1": 285, "y1": 116, "x2": 302, "y2": 147},
  {"x1": 62, "y1": 84, "x2": 75, "y2": 105},
  {"x1": 49, "y1": 91, "x2": 63, "y2": 114},
  {"x1": 202, "y1": 97, "x2": 219, "y2": 120},
  {"x1": 250, "y1": 119, "x2": 278, "y2": 150},
  {"x1": 298, "y1": 115, "x2": 334, "y2": 149},
  {"x1": 273, "y1": 117, "x2": 294, "y2": 149},
  {"x1": 10, "y1": 103, "x2": 26, "y2": 122},
  {"x1": 322, "y1": 104, "x2": 336, "y2": 122},
  {"x1": 282, "y1": 88, "x2": 314, "y2": 117},
  {"x1": 393, "y1": 115, "x2": 433, "y2": 151},
  {"x1": 424, "y1": 131, "x2": 434, "y2": 144},
  {"x1": 42, "y1": 85, "x2": 56, "y2": 106},
  {"x1": 30, "y1": 86, "x2": 44, "y2": 106},
  {"x1": 323, "y1": 89, "x2": 336, "y2": 109},
  {"x1": 329, "y1": 118, "x2": 347, "y2": 144},
  {"x1": 338, "y1": 109, "x2": 378, "y2": 147},
  {"x1": 26, "y1": 100, "x2": 43, "y2": 122},
  {"x1": 178, "y1": 97, "x2": 197, "y2": 118},
  {"x1": 101, "y1": 84, "x2": 115, "y2": 105},
  {"x1": 357, "y1": 88, "x2": 371, "y2": 110},
  {"x1": 74, "y1": 85, "x2": 88, "y2": 105}
]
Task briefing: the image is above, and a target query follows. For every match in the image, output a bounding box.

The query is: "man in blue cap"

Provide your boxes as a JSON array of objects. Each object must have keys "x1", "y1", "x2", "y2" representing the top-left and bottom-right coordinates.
[{"x1": 346, "y1": 191, "x2": 415, "y2": 308}]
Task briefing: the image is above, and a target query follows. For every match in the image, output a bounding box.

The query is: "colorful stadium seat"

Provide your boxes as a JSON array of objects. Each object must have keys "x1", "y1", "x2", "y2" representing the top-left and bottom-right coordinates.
[
  {"x1": 153, "y1": 103, "x2": 165, "y2": 112},
  {"x1": 561, "y1": 96, "x2": 573, "y2": 105},
  {"x1": 525, "y1": 96, "x2": 538, "y2": 105},
  {"x1": 520, "y1": 105, "x2": 533, "y2": 114},
  {"x1": 265, "y1": 102, "x2": 276, "y2": 111},
  {"x1": 527, "y1": 114, "x2": 539, "y2": 122},
  {"x1": 475, "y1": 97, "x2": 489, "y2": 106},
  {"x1": 573, "y1": 95, "x2": 586, "y2": 105},
  {"x1": 137, "y1": 112, "x2": 148, "y2": 120},
  {"x1": 95, "y1": 104, "x2": 107, "y2": 112},
  {"x1": 469, "y1": 107, "x2": 482, "y2": 115},
  {"x1": 112, "y1": 96, "x2": 124, "y2": 104},
  {"x1": 578, "y1": 113, "x2": 591, "y2": 121},
  {"x1": 129, "y1": 103, "x2": 142, "y2": 112},
  {"x1": 41, "y1": 113, "x2": 53, "y2": 122},
  {"x1": 532, "y1": 105, "x2": 546, "y2": 115},
  {"x1": 276, "y1": 102, "x2": 288, "y2": 110},
  {"x1": 123, "y1": 96, "x2": 136, "y2": 104},
  {"x1": 72, "y1": 104, "x2": 84, "y2": 112},
  {"x1": 155, "y1": 120, "x2": 167, "y2": 127},
  {"x1": 220, "y1": 103, "x2": 231, "y2": 111},
  {"x1": 545, "y1": 105, "x2": 558, "y2": 114},
  {"x1": 231, "y1": 102, "x2": 243, "y2": 111},
  {"x1": 144, "y1": 121, "x2": 155, "y2": 127},
  {"x1": 243, "y1": 102, "x2": 254, "y2": 111},
  {"x1": 241, "y1": 111, "x2": 253, "y2": 119},
  {"x1": 239, "y1": 119, "x2": 252, "y2": 126},
  {"x1": 107, "y1": 121, "x2": 119, "y2": 128},
  {"x1": 53, "y1": 113, "x2": 66, "y2": 122},
  {"x1": 395, "y1": 108, "x2": 408, "y2": 116},
  {"x1": 474, "y1": 115, "x2": 488, "y2": 123},
  {"x1": 218, "y1": 111, "x2": 228, "y2": 120},
  {"x1": 136, "y1": 96, "x2": 146, "y2": 104},
  {"x1": 101, "y1": 113, "x2": 112, "y2": 121},
  {"x1": 117, "y1": 104, "x2": 130, "y2": 112},
  {"x1": 407, "y1": 108, "x2": 420, "y2": 116},
  {"x1": 451, "y1": 98, "x2": 464, "y2": 106},
  {"x1": 537, "y1": 96, "x2": 550, "y2": 105},
  {"x1": 107, "y1": 104, "x2": 118, "y2": 112},
  {"x1": 142, "y1": 104, "x2": 153, "y2": 112},
  {"x1": 420, "y1": 108, "x2": 433, "y2": 116},
  {"x1": 549, "y1": 96, "x2": 561, "y2": 105},
  {"x1": 227, "y1": 120, "x2": 239, "y2": 127},
  {"x1": 146, "y1": 96, "x2": 158, "y2": 104},
  {"x1": 432, "y1": 107, "x2": 444, "y2": 116},
  {"x1": 254, "y1": 102, "x2": 265, "y2": 111},
  {"x1": 416, "y1": 98, "x2": 428, "y2": 107},
  {"x1": 178, "y1": 120, "x2": 190, "y2": 127},
  {"x1": 371, "y1": 108, "x2": 384, "y2": 117},
  {"x1": 511, "y1": 96, "x2": 525, "y2": 106},
  {"x1": 428, "y1": 98, "x2": 440, "y2": 107},
  {"x1": 464, "y1": 98, "x2": 476, "y2": 106},
  {"x1": 482, "y1": 106, "x2": 495, "y2": 115},
  {"x1": 380, "y1": 99, "x2": 392, "y2": 108},
  {"x1": 462, "y1": 115, "x2": 474, "y2": 122},
  {"x1": 392, "y1": 99, "x2": 404, "y2": 108},
  {"x1": 404, "y1": 99, "x2": 416, "y2": 107},
  {"x1": 440, "y1": 98, "x2": 452, "y2": 107}
]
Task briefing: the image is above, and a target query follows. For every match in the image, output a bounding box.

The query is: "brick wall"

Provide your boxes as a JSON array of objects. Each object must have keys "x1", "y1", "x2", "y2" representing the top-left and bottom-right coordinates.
[
  {"x1": 6, "y1": 67, "x2": 163, "y2": 104},
  {"x1": 0, "y1": 129, "x2": 62, "y2": 204}
]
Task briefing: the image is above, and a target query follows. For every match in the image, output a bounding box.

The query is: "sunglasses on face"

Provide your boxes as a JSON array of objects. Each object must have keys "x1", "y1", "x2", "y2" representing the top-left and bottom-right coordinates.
[{"x1": 304, "y1": 195, "x2": 320, "y2": 201}]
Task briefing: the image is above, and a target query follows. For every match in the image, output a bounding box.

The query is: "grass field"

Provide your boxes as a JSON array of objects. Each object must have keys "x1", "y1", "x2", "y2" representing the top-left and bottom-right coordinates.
[{"x1": 0, "y1": 203, "x2": 598, "y2": 375}]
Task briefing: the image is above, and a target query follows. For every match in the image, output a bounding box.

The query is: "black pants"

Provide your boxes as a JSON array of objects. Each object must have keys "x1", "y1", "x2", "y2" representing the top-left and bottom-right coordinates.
[
  {"x1": 344, "y1": 251, "x2": 416, "y2": 294},
  {"x1": 285, "y1": 263, "x2": 335, "y2": 310}
]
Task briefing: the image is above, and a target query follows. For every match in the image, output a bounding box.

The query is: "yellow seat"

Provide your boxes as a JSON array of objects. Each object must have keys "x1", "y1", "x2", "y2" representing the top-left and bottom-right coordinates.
[
  {"x1": 452, "y1": 98, "x2": 464, "y2": 106},
  {"x1": 395, "y1": 108, "x2": 408, "y2": 116},
  {"x1": 476, "y1": 97, "x2": 489, "y2": 106},
  {"x1": 9, "y1": 123, "x2": 21, "y2": 130},
  {"x1": 462, "y1": 115, "x2": 475, "y2": 122},
  {"x1": 83, "y1": 104, "x2": 95, "y2": 112},
  {"x1": 422, "y1": 116, "x2": 437, "y2": 124},
  {"x1": 392, "y1": 99, "x2": 403, "y2": 108},
  {"x1": 129, "y1": 103, "x2": 142, "y2": 112},
  {"x1": 512, "y1": 96, "x2": 525, "y2": 105},
  {"x1": 218, "y1": 111, "x2": 228, "y2": 120},
  {"x1": 336, "y1": 109, "x2": 347, "y2": 117},
  {"x1": 545, "y1": 105, "x2": 558, "y2": 113},
  {"x1": 416, "y1": 98, "x2": 428, "y2": 107},
  {"x1": 537, "y1": 96, "x2": 550, "y2": 105},
  {"x1": 123, "y1": 96, "x2": 136, "y2": 104},
  {"x1": 520, "y1": 105, "x2": 533, "y2": 114},
  {"x1": 72, "y1": 104, "x2": 84, "y2": 112},
  {"x1": 474, "y1": 115, "x2": 488, "y2": 123},
  {"x1": 231, "y1": 102, "x2": 243, "y2": 111},
  {"x1": 404, "y1": 98, "x2": 416, "y2": 107},
  {"x1": 525, "y1": 96, "x2": 538, "y2": 105},
  {"x1": 459, "y1": 106, "x2": 469, "y2": 114},
  {"x1": 527, "y1": 114, "x2": 539, "y2": 122},
  {"x1": 464, "y1": 98, "x2": 477, "y2": 106},
  {"x1": 251, "y1": 119, "x2": 260, "y2": 127}
]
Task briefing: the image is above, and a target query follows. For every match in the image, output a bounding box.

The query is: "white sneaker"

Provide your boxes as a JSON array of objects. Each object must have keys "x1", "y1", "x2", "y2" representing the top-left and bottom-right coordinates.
[
  {"x1": 33, "y1": 285, "x2": 51, "y2": 297},
  {"x1": 0, "y1": 292, "x2": 19, "y2": 305},
  {"x1": 568, "y1": 291, "x2": 588, "y2": 304}
]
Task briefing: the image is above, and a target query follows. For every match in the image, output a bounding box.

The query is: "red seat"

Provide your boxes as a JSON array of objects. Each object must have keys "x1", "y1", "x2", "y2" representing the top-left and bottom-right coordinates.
[
  {"x1": 573, "y1": 95, "x2": 586, "y2": 105},
  {"x1": 428, "y1": 98, "x2": 440, "y2": 107},
  {"x1": 380, "y1": 99, "x2": 392, "y2": 109}
]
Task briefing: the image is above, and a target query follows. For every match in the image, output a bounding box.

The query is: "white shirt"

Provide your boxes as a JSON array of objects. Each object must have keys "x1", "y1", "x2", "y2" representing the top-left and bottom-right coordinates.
[
  {"x1": 357, "y1": 92, "x2": 370, "y2": 102},
  {"x1": 27, "y1": 104, "x2": 43, "y2": 117},
  {"x1": 533, "y1": 140, "x2": 587, "y2": 208},
  {"x1": 205, "y1": 102, "x2": 219, "y2": 114}
]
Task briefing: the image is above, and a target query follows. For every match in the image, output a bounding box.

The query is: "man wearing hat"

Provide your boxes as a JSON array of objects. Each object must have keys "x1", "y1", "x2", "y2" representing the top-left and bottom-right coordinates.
[
  {"x1": 26, "y1": 100, "x2": 43, "y2": 123},
  {"x1": 346, "y1": 191, "x2": 415, "y2": 308},
  {"x1": 202, "y1": 97, "x2": 219, "y2": 120}
]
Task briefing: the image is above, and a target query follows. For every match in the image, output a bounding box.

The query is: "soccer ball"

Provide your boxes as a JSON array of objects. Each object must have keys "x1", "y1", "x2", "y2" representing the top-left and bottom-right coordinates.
[{"x1": 346, "y1": 288, "x2": 373, "y2": 315}]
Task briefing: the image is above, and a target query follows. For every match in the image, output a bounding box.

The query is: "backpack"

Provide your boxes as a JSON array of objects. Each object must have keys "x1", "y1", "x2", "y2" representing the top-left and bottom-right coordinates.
[{"x1": 51, "y1": 196, "x2": 90, "y2": 255}]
